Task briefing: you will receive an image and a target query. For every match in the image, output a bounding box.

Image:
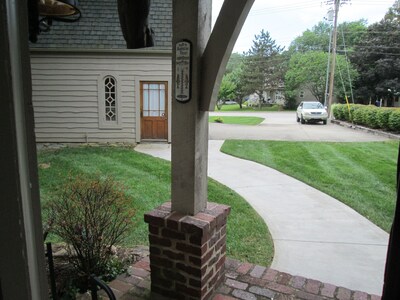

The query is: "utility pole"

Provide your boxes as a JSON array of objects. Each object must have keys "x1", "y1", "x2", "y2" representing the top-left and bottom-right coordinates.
[
  {"x1": 325, "y1": 0, "x2": 352, "y2": 117},
  {"x1": 327, "y1": 0, "x2": 340, "y2": 119},
  {"x1": 324, "y1": 9, "x2": 334, "y2": 107}
]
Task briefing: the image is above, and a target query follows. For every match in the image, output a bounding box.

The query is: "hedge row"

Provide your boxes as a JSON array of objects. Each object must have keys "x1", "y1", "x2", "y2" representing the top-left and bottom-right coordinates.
[{"x1": 332, "y1": 104, "x2": 400, "y2": 132}]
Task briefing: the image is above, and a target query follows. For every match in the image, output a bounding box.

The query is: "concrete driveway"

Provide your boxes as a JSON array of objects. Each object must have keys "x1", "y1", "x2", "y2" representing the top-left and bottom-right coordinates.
[{"x1": 209, "y1": 111, "x2": 391, "y2": 142}]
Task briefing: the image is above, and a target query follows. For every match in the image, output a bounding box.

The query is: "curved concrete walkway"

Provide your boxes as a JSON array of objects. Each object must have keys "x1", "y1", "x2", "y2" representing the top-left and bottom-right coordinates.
[{"x1": 135, "y1": 140, "x2": 389, "y2": 295}]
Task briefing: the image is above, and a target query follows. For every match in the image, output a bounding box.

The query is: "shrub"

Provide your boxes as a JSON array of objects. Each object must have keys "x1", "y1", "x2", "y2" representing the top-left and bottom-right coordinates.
[
  {"x1": 331, "y1": 103, "x2": 400, "y2": 131},
  {"x1": 376, "y1": 108, "x2": 393, "y2": 129},
  {"x1": 332, "y1": 104, "x2": 341, "y2": 119},
  {"x1": 364, "y1": 106, "x2": 380, "y2": 128},
  {"x1": 46, "y1": 176, "x2": 135, "y2": 288},
  {"x1": 352, "y1": 106, "x2": 364, "y2": 125},
  {"x1": 389, "y1": 109, "x2": 400, "y2": 132}
]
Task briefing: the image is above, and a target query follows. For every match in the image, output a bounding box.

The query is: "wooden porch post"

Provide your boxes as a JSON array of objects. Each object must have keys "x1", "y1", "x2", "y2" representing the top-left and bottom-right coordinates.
[
  {"x1": 171, "y1": 0, "x2": 254, "y2": 215},
  {"x1": 145, "y1": 1, "x2": 254, "y2": 298},
  {"x1": 171, "y1": 0, "x2": 211, "y2": 215}
]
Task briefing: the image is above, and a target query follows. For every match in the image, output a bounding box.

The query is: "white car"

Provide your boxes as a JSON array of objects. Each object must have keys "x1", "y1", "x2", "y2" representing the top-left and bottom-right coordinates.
[{"x1": 296, "y1": 101, "x2": 328, "y2": 125}]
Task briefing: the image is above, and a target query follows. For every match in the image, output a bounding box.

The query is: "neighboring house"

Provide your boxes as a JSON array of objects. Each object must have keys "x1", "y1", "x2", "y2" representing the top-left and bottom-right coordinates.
[
  {"x1": 30, "y1": 0, "x2": 173, "y2": 144},
  {"x1": 246, "y1": 88, "x2": 286, "y2": 106},
  {"x1": 296, "y1": 88, "x2": 319, "y2": 104}
]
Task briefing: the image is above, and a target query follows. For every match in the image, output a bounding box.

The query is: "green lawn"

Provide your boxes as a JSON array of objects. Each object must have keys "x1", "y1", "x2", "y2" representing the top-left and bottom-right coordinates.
[
  {"x1": 216, "y1": 104, "x2": 281, "y2": 112},
  {"x1": 221, "y1": 140, "x2": 398, "y2": 232},
  {"x1": 38, "y1": 146, "x2": 273, "y2": 266},
  {"x1": 209, "y1": 116, "x2": 264, "y2": 125}
]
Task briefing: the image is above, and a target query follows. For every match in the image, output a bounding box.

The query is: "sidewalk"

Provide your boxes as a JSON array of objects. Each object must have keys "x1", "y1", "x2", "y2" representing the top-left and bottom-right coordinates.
[
  {"x1": 103, "y1": 251, "x2": 381, "y2": 300},
  {"x1": 135, "y1": 141, "x2": 388, "y2": 295}
]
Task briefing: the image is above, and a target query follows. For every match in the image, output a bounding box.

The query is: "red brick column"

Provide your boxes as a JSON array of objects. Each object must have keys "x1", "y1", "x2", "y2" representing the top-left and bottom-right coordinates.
[{"x1": 144, "y1": 202, "x2": 230, "y2": 300}]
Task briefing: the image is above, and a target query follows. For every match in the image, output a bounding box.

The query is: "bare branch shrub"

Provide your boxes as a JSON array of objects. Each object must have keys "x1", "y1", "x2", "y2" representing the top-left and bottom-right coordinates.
[{"x1": 46, "y1": 176, "x2": 135, "y2": 284}]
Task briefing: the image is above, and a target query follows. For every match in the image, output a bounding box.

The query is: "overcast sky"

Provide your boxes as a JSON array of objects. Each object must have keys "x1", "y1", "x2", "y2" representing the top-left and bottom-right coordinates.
[{"x1": 211, "y1": 0, "x2": 395, "y2": 53}]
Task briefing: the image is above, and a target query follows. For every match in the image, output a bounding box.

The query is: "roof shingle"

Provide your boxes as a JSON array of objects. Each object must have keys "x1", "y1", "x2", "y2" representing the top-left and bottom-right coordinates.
[{"x1": 30, "y1": 0, "x2": 172, "y2": 50}]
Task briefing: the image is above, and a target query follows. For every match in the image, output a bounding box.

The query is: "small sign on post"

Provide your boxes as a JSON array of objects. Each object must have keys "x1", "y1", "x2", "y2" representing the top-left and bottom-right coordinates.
[{"x1": 175, "y1": 40, "x2": 192, "y2": 102}]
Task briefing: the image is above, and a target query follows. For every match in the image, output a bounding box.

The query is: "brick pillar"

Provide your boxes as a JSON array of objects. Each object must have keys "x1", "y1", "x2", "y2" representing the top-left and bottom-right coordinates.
[{"x1": 144, "y1": 202, "x2": 230, "y2": 300}]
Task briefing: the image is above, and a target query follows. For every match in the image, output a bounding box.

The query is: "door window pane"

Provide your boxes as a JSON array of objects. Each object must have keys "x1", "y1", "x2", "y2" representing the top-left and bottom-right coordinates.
[{"x1": 142, "y1": 82, "x2": 167, "y2": 117}]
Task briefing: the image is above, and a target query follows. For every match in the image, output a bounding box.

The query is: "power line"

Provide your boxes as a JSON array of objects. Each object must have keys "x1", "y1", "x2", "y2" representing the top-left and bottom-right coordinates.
[{"x1": 247, "y1": 1, "x2": 392, "y2": 17}]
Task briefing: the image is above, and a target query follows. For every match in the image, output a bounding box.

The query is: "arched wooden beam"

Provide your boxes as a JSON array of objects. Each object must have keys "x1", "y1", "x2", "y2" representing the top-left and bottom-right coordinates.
[{"x1": 200, "y1": 0, "x2": 254, "y2": 111}]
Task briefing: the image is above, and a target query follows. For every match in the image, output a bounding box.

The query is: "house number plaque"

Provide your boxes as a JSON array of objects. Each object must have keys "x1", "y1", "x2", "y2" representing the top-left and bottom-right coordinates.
[{"x1": 175, "y1": 40, "x2": 192, "y2": 102}]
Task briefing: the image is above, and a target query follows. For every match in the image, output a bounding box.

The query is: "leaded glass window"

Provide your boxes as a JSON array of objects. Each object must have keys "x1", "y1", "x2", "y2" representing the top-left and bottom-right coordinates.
[{"x1": 104, "y1": 76, "x2": 116, "y2": 121}]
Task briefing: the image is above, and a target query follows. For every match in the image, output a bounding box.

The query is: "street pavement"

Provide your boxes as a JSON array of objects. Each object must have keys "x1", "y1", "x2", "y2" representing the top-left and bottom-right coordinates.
[
  {"x1": 135, "y1": 112, "x2": 397, "y2": 295},
  {"x1": 209, "y1": 111, "x2": 391, "y2": 141}
]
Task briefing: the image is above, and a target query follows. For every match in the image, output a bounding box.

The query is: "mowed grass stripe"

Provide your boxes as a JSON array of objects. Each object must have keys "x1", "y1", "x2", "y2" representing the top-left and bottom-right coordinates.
[{"x1": 221, "y1": 140, "x2": 398, "y2": 232}]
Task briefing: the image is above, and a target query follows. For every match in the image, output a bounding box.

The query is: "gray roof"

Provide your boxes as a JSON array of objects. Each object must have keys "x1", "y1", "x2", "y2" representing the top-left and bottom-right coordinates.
[{"x1": 30, "y1": 0, "x2": 172, "y2": 49}]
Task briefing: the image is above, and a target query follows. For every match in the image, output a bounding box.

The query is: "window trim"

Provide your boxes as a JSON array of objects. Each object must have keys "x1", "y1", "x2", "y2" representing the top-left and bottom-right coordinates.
[{"x1": 98, "y1": 72, "x2": 122, "y2": 129}]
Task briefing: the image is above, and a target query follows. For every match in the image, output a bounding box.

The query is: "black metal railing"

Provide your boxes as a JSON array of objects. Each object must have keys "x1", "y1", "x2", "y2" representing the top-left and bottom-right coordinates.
[
  {"x1": 45, "y1": 242, "x2": 58, "y2": 300},
  {"x1": 44, "y1": 241, "x2": 116, "y2": 300},
  {"x1": 90, "y1": 275, "x2": 116, "y2": 300}
]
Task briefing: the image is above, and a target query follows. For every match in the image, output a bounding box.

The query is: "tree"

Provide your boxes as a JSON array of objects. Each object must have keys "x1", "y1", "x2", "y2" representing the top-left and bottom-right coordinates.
[
  {"x1": 351, "y1": 1, "x2": 400, "y2": 105},
  {"x1": 289, "y1": 20, "x2": 367, "y2": 54},
  {"x1": 218, "y1": 73, "x2": 237, "y2": 101},
  {"x1": 289, "y1": 22, "x2": 331, "y2": 53},
  {"x1": 285, "y1": 51, "x2": 358, "y2": 103},
  {"x1": 217, "y1": 53, "x2": 247, "y2": 109},
  {"x1": 241, "y1": 30, "x2": 285, "y2": 109},
  {"x1": 225, "y1": 52, "x2": 244, "y2": 74},
  {"x1": 384, "y1": 0, "x2": 400, "y2": 22}
]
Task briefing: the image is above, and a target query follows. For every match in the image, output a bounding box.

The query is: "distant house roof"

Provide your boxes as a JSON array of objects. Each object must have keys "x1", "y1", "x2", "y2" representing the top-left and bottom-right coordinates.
[{"x1": 30, "y1": 0, "x2": 172, "y2": 50}]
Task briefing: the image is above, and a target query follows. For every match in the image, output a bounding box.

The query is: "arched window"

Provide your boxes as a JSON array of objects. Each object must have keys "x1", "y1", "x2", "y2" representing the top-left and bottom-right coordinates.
[
  {"x1": 104, "y1": 76, "x2": 117, "y2": 122},
  {"x1": 98, "y1": 73, "x2": 121, "y2": 129}
]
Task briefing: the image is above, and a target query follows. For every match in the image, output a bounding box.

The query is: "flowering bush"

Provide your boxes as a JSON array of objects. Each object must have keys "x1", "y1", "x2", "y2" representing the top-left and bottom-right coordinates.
[{"x1": 46, "y1": 176, "x2": 135, "y2": 286}]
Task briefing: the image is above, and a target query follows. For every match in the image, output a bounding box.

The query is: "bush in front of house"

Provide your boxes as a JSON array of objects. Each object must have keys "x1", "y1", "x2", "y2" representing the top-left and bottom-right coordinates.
[
  {"x1": 377, "y1": 108, "x2": 393, "y2": 129},
  {"x1": 46, "y1": 175, "x2": 135, "y2": 290},
  {"x1": 364, "y1": 106, "x2": 380, "y2": 128},
  {"x1": 388, "y1": 109, "x2": 400, "y2": 132},
  {"x1": 351, "y1": 105, "x2": 364, "y2": 125},
  {"x1": 332, "y1": 104, "x2": 340, "y2": 119},
  {"x1": 332, "y1": 104, "x2": 400, "y2": 132}
]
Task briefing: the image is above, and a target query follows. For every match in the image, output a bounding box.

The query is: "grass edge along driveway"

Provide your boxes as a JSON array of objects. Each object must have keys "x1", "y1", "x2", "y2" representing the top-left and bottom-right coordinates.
[
  {"x1": 209, "y1": 116, "x2": 264, "y2": 125},
  {"x1": 221, "y1": 140, "x2": 398, "y2": 232},
  {"x1": 38, "y1": 146, "x2": 274, "y2": 266}
]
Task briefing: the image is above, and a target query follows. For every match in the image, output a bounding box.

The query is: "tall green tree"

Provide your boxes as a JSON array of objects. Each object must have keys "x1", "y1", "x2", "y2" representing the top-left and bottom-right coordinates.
[
  {"x1": 241, "y1": 30, "x2": 285, "y2": 108},
  {"x1": 289, "y1": 22, "x2": 331, "y2": 53},
  {"x1": 225, "y1": 52, "x2": 244, "y2": 74},
  {"x1": 217, "y1": 53, "x2": 247, "y2": 109},
  {"x1": 289, "y1": 20, "x2": 367, "y2": 54},
  {"x1": 351, "y1": 1, "x2": 400, "y2": 104},
  {"x1": 218, "y1": 73, "x2": 237, "y2": 101},
  {"x1": 285, "y1": 51, "x2": 358, "y2": 103}
]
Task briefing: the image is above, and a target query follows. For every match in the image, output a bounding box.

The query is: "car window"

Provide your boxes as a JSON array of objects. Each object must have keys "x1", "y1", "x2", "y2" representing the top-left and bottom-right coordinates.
[{"x1": 303, "y1": 102, "x2": 323, "y2": 109}]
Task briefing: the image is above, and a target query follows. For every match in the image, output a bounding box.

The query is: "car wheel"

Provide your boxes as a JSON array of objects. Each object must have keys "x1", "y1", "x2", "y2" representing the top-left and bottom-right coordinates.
[
  {"x1": 300, "y1": 115, "x2": 305, "y2": 124},
  {"x1": 323, "y1": 120, "x2": 327, "y2": 125},
  {"x1": 296, "y1": 114, "x2": 300, "y2": 122}
]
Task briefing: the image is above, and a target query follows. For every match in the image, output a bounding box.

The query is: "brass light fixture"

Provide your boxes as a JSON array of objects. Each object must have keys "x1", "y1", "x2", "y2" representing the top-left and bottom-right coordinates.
[
  {"x1": 38, "y1": 0, "x2": 80, "y2": 21},
  {"x1": 38, "y1": 0, "x2": 81, "y2": 20},
  {"x1": 29, "y1": 0, "x2": 81, "y2": 42}
]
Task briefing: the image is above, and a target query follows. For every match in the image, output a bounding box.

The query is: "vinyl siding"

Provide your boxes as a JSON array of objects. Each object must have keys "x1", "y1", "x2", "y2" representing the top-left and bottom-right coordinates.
[{"x1": 30, "y1": 49, "x2": 172, "y2": 144}]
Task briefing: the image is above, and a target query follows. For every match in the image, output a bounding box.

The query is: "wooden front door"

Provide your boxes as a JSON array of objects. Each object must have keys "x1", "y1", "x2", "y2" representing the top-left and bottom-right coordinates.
[{"x1": 141, "y1": 82, "x2": 168, "y2": 140}]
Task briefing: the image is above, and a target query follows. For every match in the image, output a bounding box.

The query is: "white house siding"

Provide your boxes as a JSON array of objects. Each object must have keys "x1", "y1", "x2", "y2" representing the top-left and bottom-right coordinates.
[{"x1": 30, "y1": 49, "x2": 172, "y2": 144}]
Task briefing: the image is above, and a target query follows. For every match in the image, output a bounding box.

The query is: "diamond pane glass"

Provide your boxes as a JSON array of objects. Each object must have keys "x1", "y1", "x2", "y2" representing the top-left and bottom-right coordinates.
[{"x1": 104, "y1": 76, "x2": 117, "y2": 122}]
